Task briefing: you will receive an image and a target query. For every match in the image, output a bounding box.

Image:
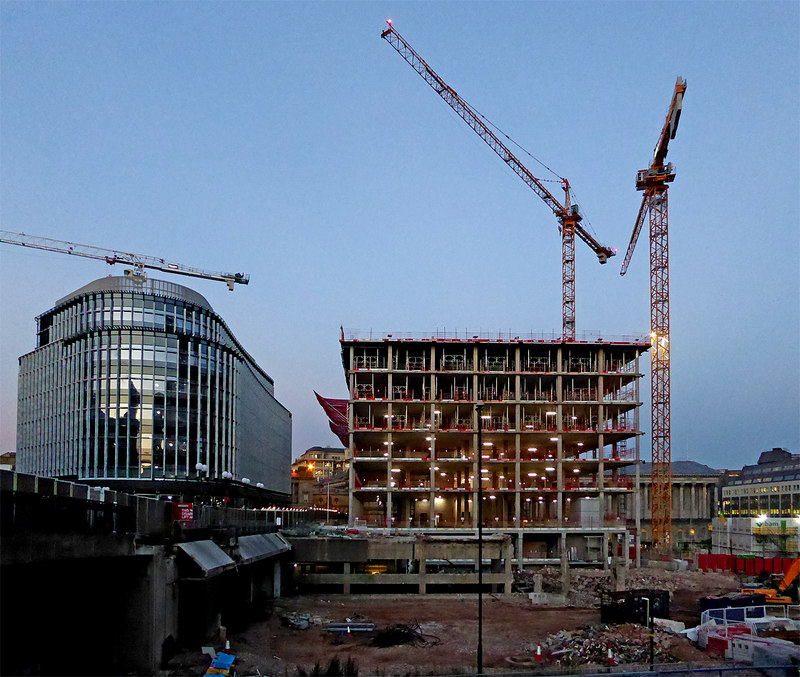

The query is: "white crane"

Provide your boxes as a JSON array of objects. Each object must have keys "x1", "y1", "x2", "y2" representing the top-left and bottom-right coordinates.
[{"x1": 0, "y1": 230, "x2": 249, "y2": 290}]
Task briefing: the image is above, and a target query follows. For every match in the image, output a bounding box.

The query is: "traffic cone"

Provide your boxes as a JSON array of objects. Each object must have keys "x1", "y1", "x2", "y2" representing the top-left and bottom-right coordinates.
[
  {"x1": 607, "y1": 644, "x2": 614, "y2": 666},
  {"x1": 225, "y1": 640, "x2": 231, "y2": 652},
  {"x1": 536, "y1": 642, "x2": 543, "y2": 663},
  {"x1": 347, "y1": 625, "x2": 351, "y2": 636}
]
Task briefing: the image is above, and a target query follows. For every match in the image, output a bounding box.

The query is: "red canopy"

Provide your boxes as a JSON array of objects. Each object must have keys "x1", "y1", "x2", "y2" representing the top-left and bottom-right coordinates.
[{"x1": 314, "y1": 391, "x2": 349, "y2": 446}]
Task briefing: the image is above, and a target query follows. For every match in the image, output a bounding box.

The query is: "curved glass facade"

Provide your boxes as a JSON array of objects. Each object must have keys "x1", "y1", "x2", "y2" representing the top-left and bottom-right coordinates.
[{"x1": 17, "y1": 277, "x2": 291, "y2": 494}]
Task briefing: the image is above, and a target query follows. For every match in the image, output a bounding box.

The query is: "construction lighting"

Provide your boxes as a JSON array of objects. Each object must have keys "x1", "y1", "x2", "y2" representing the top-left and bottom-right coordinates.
[
  {"x1": 528, "y1": 447, "x2": 537, "y2": 452},
  {"x1": 546, "y1": 411, "x2": 556, "y2": 416},
  {"x1": 577, "y1": 443, "x2": 584, "y2": 447},
  {"x1": 391, "y1": 468, "x2": 401, "y2": 473},
  {"x1": 550, "y1": 437, "x2": 558, "y2": 441},
  {"x1": 545, "y1": 467, "x2": 555, "y2": 472},
  {"x1": 573, "y1": 468, "x2": 580, "y2": 473},
  {"x1": 482, "y1": 442, "x2": 492, "y2": 447},
  {"x1": 481, "y1": 415, "x2": 491, "y2": 420}
]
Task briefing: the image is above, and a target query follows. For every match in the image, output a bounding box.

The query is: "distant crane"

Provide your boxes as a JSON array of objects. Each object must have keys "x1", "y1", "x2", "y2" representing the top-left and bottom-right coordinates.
[
  {"x1": 620, "y1": 77, "x2": 687, "y2": 552},
  {"x1": 381, "y1": 21, "x2": 615, "y2": 341},
  {"x1": 0, "y1": 230, "x2": 249, "y2": 290}
]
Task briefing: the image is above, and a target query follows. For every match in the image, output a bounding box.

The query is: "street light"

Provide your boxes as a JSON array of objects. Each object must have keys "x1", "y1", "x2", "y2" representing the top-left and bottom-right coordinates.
[{"x1": 476, "y1": 400, "x2": 490, "y2": 675}]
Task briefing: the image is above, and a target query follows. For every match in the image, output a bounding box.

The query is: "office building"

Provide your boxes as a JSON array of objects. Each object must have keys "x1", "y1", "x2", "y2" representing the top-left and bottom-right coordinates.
[
  {"x1": 17, "y1": 276, "x2": 291, "y2": 496},
  {"x1": 713, "y1": 447, "x2": 800, "y2": 556}
]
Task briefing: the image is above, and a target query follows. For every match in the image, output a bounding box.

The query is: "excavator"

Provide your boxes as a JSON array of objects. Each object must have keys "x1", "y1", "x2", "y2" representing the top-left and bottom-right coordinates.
[{"x1": 740, "y1": 557, "x2": 800, "y2": 604}]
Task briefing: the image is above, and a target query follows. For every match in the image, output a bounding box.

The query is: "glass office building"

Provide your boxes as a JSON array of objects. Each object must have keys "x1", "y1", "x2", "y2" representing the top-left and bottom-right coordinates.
[{"x1": 17, "y1": 276, "x2": 291, "y2": 495}]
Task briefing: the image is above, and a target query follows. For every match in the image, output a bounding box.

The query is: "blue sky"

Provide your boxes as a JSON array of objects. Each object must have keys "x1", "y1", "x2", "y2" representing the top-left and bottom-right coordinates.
[{"x1": 1, "y1": 1, "x2": 798, "y2": 469}]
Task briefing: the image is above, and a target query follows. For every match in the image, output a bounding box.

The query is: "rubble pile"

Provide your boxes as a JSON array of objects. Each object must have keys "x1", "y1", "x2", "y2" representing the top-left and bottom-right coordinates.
[
  {"x1": 515, "y1": 568, "x2": 612, "y2": 606},
  {"x1": 542, "y1": 624, "x2": 678, "y2": 667},
  {"x1": 516, "y1": 567, "x2": 737, "y2": 608}
]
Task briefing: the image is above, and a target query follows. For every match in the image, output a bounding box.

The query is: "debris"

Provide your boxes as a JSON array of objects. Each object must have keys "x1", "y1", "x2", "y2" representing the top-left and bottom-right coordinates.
[
  {"x1": 539, "y1": 623, "x2": 681, "y2": 667},
  {"x1": 326, "y1": 621, "x2": 375, "y2": 633},
  {"x1": 370, "y1": 622, "x2": 441, "y2": 648},
  {"x1": 653, "y1": 618, "x2": 686, "y2": 633}
]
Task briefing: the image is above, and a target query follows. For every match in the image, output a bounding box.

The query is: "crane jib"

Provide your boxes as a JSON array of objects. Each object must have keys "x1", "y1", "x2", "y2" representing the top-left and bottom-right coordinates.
[{"x1": 382, "y1": 24, "x2": 614, "y2": 260}]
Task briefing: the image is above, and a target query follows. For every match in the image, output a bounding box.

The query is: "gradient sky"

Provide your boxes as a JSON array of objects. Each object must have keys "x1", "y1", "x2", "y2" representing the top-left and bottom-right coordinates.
[{"x1": 1, "y1": 1, "x2": 798, "y2": 469}]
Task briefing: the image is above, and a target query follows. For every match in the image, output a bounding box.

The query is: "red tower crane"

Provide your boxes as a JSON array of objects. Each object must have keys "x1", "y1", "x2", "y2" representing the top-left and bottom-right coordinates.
[
  {"x1": 620, "y1": 77, "x2": 687, "y2": 552},
  {"x1": 381, "y1": 21, "x2": 615, "y2": 340}
]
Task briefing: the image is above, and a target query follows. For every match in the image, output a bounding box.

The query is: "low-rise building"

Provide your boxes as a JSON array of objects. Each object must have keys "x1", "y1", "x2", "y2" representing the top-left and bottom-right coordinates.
[
  {"x1": 713, "y1": 448, "x2": 800, "y2": 556},
  {"x1": 622, "y1": 460, "x2": 723, "y2": 552},
  {"x1": 291, "y1": 445, "x2": 347, "y2": 480}
]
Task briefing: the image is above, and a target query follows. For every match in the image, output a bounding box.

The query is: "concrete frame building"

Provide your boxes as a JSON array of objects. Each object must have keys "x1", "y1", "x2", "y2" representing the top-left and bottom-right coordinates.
[
  {"x1": 17, "y1": 276, "x2": 292, "y2": 498},
  {"x1": 336, "y1": 330, "x2": 649, "y2": 566}
]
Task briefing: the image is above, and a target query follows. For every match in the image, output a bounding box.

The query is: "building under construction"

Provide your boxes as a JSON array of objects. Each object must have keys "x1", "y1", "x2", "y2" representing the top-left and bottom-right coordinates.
[{"x1": 321, "y1": 330, "x2": 650, "y2": 568}]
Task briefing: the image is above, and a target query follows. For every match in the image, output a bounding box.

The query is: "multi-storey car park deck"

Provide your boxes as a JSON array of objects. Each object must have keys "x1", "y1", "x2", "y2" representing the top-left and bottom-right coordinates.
[{"x1": 338, "y1": 330, "x2": 650, "y2": 567}]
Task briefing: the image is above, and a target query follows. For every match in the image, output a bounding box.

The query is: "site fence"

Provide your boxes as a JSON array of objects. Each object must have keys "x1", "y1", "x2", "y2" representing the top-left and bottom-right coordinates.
[
  {"x1": 698, "y1": 553, "x2": 797, "y2": 575},
  {"x1": 430, "y1": 665, "x2": 797, "y2": 677}
]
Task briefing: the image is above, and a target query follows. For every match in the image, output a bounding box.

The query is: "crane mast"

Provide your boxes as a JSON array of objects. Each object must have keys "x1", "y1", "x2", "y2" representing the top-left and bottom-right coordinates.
[
  {"x1": 0, "y1": 231, "x2": 250, "y2": 290},
  {"x1": 381, "y1": 21, "x2": 615, "y2": 341},
  {"x1": 620, "y1": 77, "x2": 687, "y2": 553}
]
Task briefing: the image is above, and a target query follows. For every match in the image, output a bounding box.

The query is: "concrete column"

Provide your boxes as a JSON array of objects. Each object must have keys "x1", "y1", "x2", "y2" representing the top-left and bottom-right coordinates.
[
  {"x1": 418, "y1": 539, "x2": 427, "y2": 594},
  {"x1": 514, "y1": 432, "x2": 521, "y2": 527},
  {"x1": 503, "y1": 537, "x2": 513, "y2": 594},
  {"x1": 273, "y1": 559, "x2": 282, "y2": 598},
  {"x1": 560, "y1": 532, "x2": 570, "y2": 594},
  {"x1": 343, "y1": 562, "x2": 351, "y2": 594},
  {"x1": 602, "y1": 533, "x2": 609, "y2": 569},
  {"x1": 678, "y1": 482, "x2": 684, "y2": 519}
]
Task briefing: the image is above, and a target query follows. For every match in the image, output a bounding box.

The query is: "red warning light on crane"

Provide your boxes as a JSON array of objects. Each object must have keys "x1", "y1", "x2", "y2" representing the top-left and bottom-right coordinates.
[{"x1": 387, "y1": 18, "x2": 392, "y2": 26}]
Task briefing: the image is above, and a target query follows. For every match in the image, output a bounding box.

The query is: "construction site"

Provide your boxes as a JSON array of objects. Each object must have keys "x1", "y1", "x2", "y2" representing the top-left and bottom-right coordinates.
[
  {"x1": 160, "y1": 21, "x2": 799, "y2": 677},
  {"x1": 2, "y1": 11, "x2": 798, "y2": 677}
]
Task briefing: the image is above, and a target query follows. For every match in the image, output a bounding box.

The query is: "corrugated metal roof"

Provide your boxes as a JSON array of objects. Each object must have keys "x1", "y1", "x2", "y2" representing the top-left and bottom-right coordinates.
[
  {"x1": 176, "y1": 540, "x2": 235, "y2": 577},
  {"x1": 237, "y1": 533, "x2": 291, "y2": 564}
]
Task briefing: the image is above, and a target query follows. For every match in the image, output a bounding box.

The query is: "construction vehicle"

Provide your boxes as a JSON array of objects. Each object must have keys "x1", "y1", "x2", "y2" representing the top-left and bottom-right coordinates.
[
  {"x1": 381, "y1": 20, "x2": 615, "y2": 341},
  {"x1": 0, "y1": 230, "x2": 249, "y2": 290},
  {"x1": 619, "y1": 77, "x2": 687, "y2": 552},
  {"x1": 740, "y1": 558, "x2": 800, "y2": 604}
]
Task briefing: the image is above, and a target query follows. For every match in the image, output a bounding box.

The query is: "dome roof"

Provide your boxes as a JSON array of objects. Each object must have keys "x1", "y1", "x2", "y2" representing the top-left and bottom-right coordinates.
[{"x1": 55, "y1": 276, "x2": 214, "y2": 312}]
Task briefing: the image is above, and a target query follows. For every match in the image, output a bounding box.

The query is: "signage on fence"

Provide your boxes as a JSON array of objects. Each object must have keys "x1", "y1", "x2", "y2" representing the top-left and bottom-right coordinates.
[{"x1": 173, "y1": 502, "x2": 194, "y2": 521}]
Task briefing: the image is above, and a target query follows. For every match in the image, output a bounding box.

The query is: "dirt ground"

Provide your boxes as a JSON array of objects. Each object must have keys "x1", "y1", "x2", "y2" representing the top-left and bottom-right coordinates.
[{"x1": 164, "y1": 569, "x2": 739, "y2": 676}]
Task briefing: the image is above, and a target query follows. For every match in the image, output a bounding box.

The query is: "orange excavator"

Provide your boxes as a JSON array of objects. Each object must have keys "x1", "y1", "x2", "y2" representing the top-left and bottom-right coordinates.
[{"x1": 740, "y1": 558, "x2": 800, "y2": 604}]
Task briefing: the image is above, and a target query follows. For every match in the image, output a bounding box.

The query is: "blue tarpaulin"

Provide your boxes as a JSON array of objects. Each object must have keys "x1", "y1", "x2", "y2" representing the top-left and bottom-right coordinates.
[{"x1": 212, "y1": 653, "x2": 235, "y2": 670}]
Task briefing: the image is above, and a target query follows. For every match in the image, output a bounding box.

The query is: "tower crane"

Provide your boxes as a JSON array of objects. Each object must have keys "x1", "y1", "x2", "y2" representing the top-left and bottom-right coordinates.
[
  {"x1": 0, "y1": 230, "x2": 249, "y2": 290},
  {"x1": 381, "y1": 21, "x2": 615, "y2": 341},
  {"x1": 620, "y1": 77, "x2": 687, "y2": 552}
]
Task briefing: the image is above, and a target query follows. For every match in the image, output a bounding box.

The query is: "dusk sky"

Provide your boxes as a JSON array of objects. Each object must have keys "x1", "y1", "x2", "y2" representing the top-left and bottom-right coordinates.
[{"x1": 1, "y1": 1, "x2": 798, "y2": 469}]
